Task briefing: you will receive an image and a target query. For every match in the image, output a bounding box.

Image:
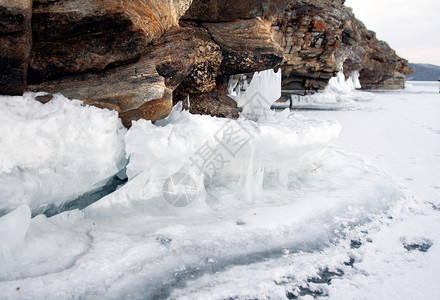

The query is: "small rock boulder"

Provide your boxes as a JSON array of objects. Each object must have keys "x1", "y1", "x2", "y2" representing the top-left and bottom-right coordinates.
[{"x1": 187, "y1": 92, "x2": 242, "y2": 119}]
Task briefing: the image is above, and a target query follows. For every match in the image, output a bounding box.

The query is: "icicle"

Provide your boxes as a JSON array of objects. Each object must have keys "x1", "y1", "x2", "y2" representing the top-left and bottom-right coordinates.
[{"x1": 228, "y1": 69, "x2": 282, "y2": 119}]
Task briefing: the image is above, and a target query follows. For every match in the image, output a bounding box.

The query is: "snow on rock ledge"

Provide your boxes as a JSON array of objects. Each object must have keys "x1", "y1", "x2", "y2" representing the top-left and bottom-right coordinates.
[{"x1": 0, "y1": 93, "x2": 127, "y2": 215}]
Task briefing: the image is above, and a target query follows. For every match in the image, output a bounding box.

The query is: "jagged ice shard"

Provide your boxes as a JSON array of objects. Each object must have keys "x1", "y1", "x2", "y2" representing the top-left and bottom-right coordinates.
[{"x1": 228, "y1": 69, "x2": 282, "y2": 119}]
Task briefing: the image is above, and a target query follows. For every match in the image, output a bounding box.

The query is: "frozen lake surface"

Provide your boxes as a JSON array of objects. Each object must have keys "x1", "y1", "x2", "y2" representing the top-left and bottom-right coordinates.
[{"x1": 0, "y1": 80, "x2": 439, "y2": 299}]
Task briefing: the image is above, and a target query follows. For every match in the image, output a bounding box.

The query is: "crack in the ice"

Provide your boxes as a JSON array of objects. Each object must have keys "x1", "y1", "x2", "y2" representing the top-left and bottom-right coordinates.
[
  {"x1": 36, "y1": 175, "x2": 128, "y2": 218},
  {"x1": 149, "y1": 243, "x2": 326, "y2": 300},
  {"x1": 148, "y1": 215, "x2": 393, "y2": 299}
]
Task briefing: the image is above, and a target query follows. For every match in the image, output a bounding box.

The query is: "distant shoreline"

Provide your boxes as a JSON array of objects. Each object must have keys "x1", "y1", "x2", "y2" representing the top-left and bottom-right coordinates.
[
  {"x1": 407, "y1": 63, "x2": 440, "y2": 81},
  {"x1": 407, "y1": 80, "x2": 439, "y2": 82}
]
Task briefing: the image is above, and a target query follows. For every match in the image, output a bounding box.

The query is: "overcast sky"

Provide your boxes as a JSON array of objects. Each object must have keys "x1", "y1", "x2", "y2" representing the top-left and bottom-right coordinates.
[{"x1": 345, "y1": 0, "x2": 440, "y2": 65}]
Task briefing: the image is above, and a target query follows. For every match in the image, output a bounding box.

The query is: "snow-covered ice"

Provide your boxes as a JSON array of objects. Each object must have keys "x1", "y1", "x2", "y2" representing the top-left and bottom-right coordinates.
[
  {"x1": 87, "y1": 102, "x2": 342, "y2": 218},
  {"x1": 0, "y1": 93, "x2": 127, "y2": 215},
  {"x1": 0, "y1": 205, "x2": 31, "y2": 262},
  {"x1": 0, "y1": 78, "x2": 439, "y2": 299}
]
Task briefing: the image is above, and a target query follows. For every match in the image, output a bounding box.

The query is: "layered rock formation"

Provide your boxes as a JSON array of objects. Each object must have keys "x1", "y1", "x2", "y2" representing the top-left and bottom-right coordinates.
[
  {"x1": 169, "y1": 0, "x2": 289, "y2": 117},
  {"x1": 26, "y1": 0, "x2": 195, "y2": 126},
  {"x1": 343, "y1": 24, "x2": 413, "y2": 89},
  {"x1": 0, "y1": 0, "x2": 32, "y2": 95},
  {"x1": 26, "y1": 0, "x2": 286, "y2": 125},
  {"x1": 29, "y1": 0, "x2": 192, "y2": 83},
  {"x1": 271, "y1": 0, "x2": 360, "y2": 91},
  {"x1": 30, "y1": 57, "x2": 170, "y2": 127},
  {"x1": 183, "y1": 0, "x2": 291, "y2": 22},
  {"x1": 203, "y1": 18, "x2": 284, "y2": 76},
  {"x1": 0, "y1": 0, "x2": 413, "y2": 125},
  {"x1": 271, "y1": 0, "x2": 411, "y2": 92}
]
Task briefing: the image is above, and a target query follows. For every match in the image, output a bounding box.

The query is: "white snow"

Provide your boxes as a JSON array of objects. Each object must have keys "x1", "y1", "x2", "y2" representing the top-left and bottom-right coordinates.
[
  {"x1": 0, "y1": 80, "x2": 439, "y2": 299},
  {"x1": 0, "y1": 205, "x2": 31, "y2": 261},
  {"x1": 0, "y1": 93, "x2": 127, "y2": 215}
]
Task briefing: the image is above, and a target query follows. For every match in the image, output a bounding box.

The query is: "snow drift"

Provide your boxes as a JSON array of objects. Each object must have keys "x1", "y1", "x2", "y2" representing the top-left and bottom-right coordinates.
[{"x1": 0, "y1": 93, "x2": 127, "y2": 215}]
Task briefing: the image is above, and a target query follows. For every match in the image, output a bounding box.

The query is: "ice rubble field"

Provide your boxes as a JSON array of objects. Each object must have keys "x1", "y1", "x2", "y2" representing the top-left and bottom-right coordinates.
[{"x1": 0, "y1": 72, "x2": 439, "y2": 299}]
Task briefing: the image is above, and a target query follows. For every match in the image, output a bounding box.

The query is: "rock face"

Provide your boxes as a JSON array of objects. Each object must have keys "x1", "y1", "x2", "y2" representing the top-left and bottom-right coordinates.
[
  {"x1": 204, "y1": 18, "x2": 284, "y2": 75},
  {"x1": 187, "y1": 92, "x2": 242, "y2": 119},
  {"x1": 147, "y1": 23, "x2": 222, "y2": 93},
  {"x1": 25, "y1": 0, "x2": 286, "y2": 124},
  {"x1": 28, "y1": 0, "x2": 194, "y2": 126},
  {"x1": 172, "y1": 0, "x2": 287, "y2": 115},
  {"x1": 0, "y1": 0, "x2": 32, "y2": 95},
  {"x1": 30, "y1": 0, "x2": 192, "y2": 83},
  {"x1": 183, "y1": 0, "x2": 291, "y2": 22},
  {"x1": 272, "y1": 0, "x2": 412, "y2": 92},
  {"x1": 29, "y1": 57, "x2": 170, "y2": 127},
  {"x1": 0, "y1": 0, "x2": 413, "y2": 124},
  {"x1": 343, "y1": 25, "x2": 413, "y2": 89},
  {"x1": 272, "y1": 0, "x2": 360, "y2": 91}
]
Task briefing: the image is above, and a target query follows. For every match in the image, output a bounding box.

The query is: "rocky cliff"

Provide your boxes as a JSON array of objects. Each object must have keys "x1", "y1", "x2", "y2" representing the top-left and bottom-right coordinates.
[
  {"x1": 0, "y1": 0, "x2": 412, "y2": 126},
  {"x1": 342, "y1": 17, "x2": 413, "y2": 90},
  {"x1": 271, "y1": 0, "x2": 360, "y2": 91},
  {"x1": 271, "y1": 0, "x2": 412, "y2": 92}
]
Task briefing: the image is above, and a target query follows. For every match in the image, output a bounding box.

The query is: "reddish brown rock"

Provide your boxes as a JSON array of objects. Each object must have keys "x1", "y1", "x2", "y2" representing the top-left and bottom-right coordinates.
[
  {"x1": 186, "y1": 92, "x2": 241, "y2": 119},
  {"x1": 168, "y1": 17, "x2": 284, "y2": 118},
  {"x1": 0, "y1": 0, "x2": 32, "y2": 95},
  {"x1": 183, "y1": 0, "x2": 291, "y2": 22},
  {"x1": 29, "y1": 0, "x2": 193, "y2": 83},
  {"x1": 120, "y1": 88, "x2": 173, "y2": 127},
  {"x1": 147, "y1": 22, "x2": 223, "y2": 93},
  {"x1": 204, "y1": 18, "x2": 284, "y2": 75},
  {"x1": 28, "y1": 56, "x2": 169, "y2": 126},
  {"x1": 272, "y1": 0, "x2": 411, "y2": 91},
  {"x1": 1, "y1": 0, "x2": 413, "y2": 125},
  {"x1": 344, "y1": 27, "x2": 413, "y2": 90},
  {"x1": 271, "y1": 0, "x2": 360, "y2": 91}
]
